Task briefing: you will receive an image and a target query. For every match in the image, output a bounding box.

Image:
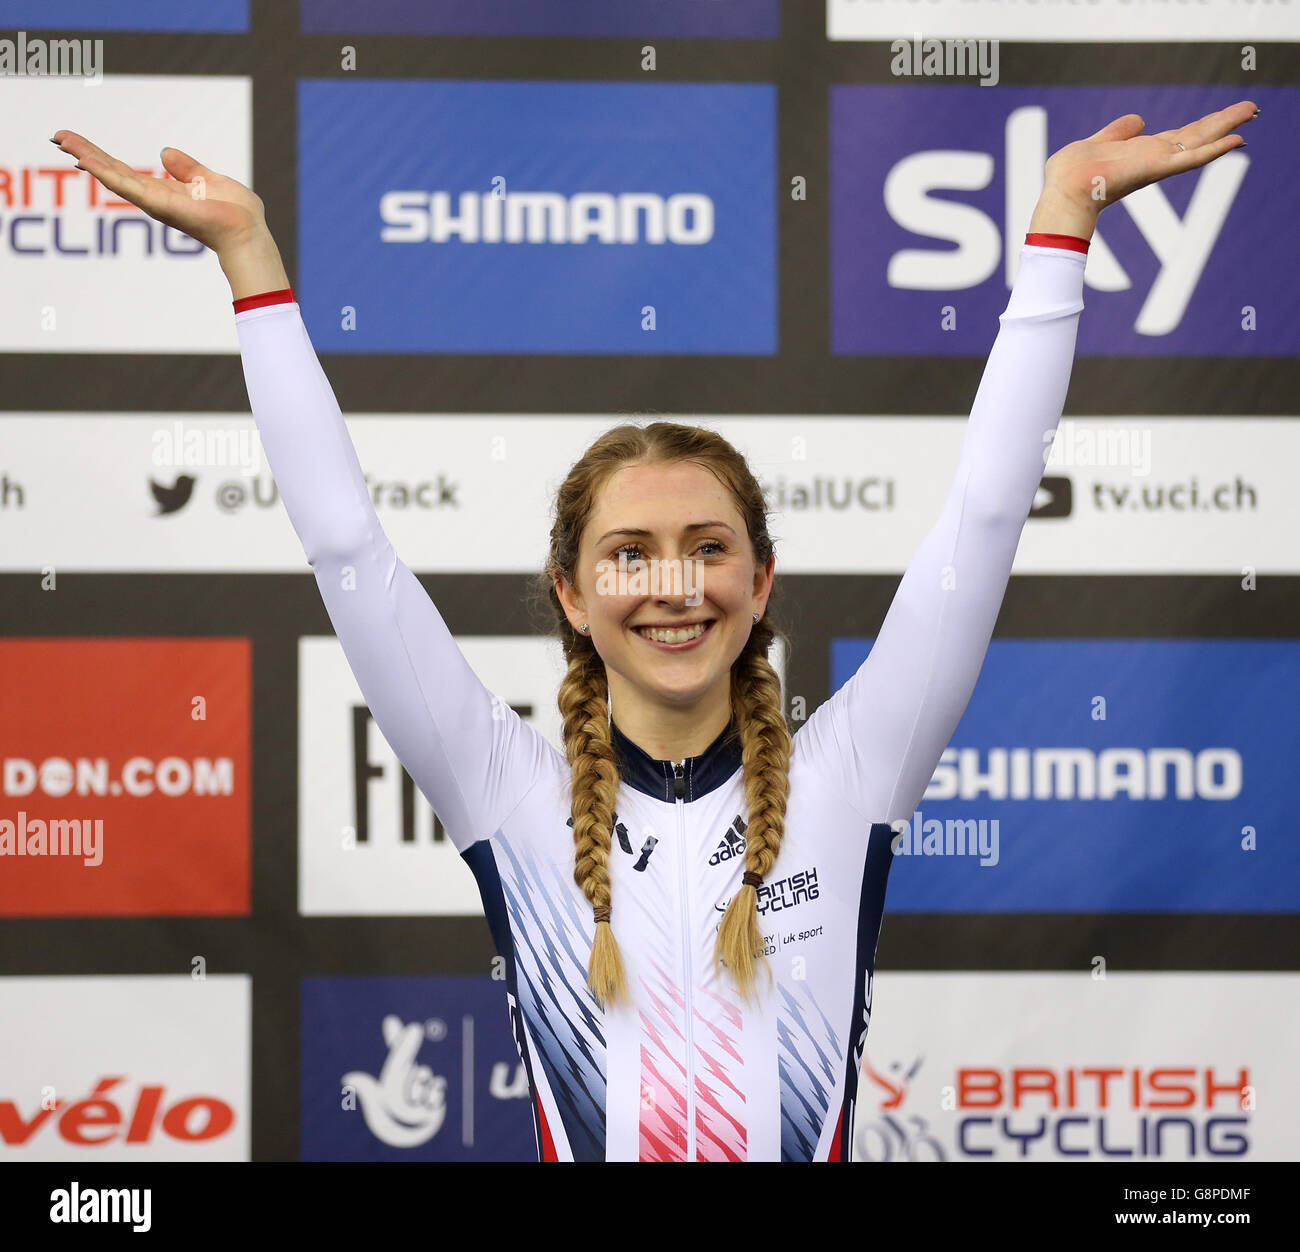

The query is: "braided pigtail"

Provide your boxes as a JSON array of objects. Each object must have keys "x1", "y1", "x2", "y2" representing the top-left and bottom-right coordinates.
[
  {"x1": 557, "y1": 641, "x2": 630, "y2": 1011},
  {"x1": 713, "y1": 618, "x2": 791, "y2": 1002}
]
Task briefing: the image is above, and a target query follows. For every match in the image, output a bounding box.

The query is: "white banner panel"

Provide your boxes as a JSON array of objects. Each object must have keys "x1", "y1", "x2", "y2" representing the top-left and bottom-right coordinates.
[
  {"x1": 0, "y1": 416, "x2": 1293, "y2": 573},
  {"x1": 828, "y1": 0, "x2": 1300, "y2": 42},
  {"x1": 854, "y1": 972, "x2": 1298, "y2": 1162},
  {"x1": 0, "y1": 974, "x2": 250, "y2": 1160},
  {"x1": 0, "y1": 75, "x2": 251, "y2": 352}
]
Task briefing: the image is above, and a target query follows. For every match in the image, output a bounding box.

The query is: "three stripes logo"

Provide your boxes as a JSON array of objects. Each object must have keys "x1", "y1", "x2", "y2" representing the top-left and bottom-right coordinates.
[{"x1": 708, "y1": 815, "x2": 748, "y2": 866}]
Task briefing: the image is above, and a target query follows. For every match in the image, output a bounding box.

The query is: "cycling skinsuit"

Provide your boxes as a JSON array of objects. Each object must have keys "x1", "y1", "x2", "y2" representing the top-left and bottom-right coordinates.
[{"x1": 232, "y1": 234, "x2": 1088, "y2": 1161}]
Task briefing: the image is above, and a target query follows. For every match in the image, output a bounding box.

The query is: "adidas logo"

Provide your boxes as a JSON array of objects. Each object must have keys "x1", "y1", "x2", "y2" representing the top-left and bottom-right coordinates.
[{"x1": 708, "y1": 815, "x2": 747, "y2": 866}]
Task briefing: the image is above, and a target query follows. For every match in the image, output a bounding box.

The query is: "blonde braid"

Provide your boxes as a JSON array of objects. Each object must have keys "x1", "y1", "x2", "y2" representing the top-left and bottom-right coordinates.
[
  {"x1": 713, "y1": 628, "x2": 791, "y2": 1002},
  {"x1": 557, "y1": 644, "x2": 630, "y2": 1011}
]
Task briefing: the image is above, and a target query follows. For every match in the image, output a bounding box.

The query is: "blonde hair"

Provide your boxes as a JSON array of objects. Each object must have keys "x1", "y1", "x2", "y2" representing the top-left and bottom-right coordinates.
[{"x1": 539, "y1": 422, "x2": 791, "y2": 1011}]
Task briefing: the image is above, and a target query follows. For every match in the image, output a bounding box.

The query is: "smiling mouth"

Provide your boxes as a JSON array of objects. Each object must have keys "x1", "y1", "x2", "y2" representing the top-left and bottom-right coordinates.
[{"x1": 633, "y1": 620, "x2": 714, "y2": 646}]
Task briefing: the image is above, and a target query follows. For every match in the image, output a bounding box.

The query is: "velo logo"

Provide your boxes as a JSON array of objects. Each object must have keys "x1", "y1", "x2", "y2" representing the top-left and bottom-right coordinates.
[{"x1": 830, "y1": 85, "x2": 1294, "y2": 356}]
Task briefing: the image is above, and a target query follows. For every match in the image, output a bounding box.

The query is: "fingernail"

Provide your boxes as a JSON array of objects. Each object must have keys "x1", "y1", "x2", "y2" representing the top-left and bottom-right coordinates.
[
  {"x1": 49, "y1": 136, "x2": 61, "y2": 145},
  {"x1": 1252, "y1": 109, "x2": 1260, "y2": 119}
]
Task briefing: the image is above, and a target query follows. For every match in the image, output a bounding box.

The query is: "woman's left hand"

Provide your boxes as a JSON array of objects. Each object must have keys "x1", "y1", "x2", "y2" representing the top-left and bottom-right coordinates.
[{"x1": 1034, "y1": 100, "x2": 1257, "y2": 235}]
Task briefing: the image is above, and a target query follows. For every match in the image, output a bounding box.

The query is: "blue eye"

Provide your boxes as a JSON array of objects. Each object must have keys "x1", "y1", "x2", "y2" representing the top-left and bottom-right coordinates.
[{"x1": 612, "y1": 540, "x2": 726, "y2": 561}]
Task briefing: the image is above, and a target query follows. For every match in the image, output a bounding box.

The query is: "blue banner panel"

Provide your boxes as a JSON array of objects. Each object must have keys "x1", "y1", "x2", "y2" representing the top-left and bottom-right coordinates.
[
  {"x1": 831, "y1": 85, "x2": 1298, "y2": 356},
  {"x1": 301, "y1": 0, "x2": 778, "y2": 38},
  {"x1": 0, "y1": 0, "x2": 247, "y2": 31},
  {"x1": 829, "y1": 639, "x2": 1299, "y2": 911},
  {"x1": 297, "y1": 80, "x2": 776, "y2": 354},
  {"x1": 301, "y1": 975, "x2": 536, "y2": 1161}
]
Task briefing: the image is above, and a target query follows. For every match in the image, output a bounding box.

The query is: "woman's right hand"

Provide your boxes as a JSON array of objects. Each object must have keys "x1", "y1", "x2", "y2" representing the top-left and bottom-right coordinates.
[{"x1": 52, "y1": 130, "x2": 268, "y2": 256}]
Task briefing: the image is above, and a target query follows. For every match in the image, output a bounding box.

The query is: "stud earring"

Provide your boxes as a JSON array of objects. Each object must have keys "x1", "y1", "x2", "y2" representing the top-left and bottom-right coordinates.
[{"x1": 579, "y1": 623, "x2": 589, "y2": 634}]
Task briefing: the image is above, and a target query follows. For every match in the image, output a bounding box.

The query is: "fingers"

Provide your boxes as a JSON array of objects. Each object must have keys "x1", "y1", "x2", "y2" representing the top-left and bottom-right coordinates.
[
  {"x1": 1086, "y1": 113, "x2": 1146, "y2": 144},
  {"x1": 1166, "y1": 99, "x2": 1258, "y2": 153},
  {"x1": 1167, "y1": 130, "x2": 1248, "y2": 175},
  {"x1": 50, "y1": 129, "x2": 177, "y2": 216},
  {"x1": 160, "y1": 146, "x2": 212, "y2": 185}
]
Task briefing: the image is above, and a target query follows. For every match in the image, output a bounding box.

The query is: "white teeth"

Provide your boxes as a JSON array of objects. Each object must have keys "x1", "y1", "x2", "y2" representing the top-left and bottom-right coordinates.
[{"x1": 637, "y1": 622, "x2": 707, "y2": 645}]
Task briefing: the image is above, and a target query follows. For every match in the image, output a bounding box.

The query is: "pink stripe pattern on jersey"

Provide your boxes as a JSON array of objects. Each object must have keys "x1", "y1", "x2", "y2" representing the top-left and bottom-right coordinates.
[
  {"x1": 638, "y1": 958, "x2": 689, "y2": 1160},
  {"x1": 693, "y1": 984, "x2": 746, "y2": 1160}
]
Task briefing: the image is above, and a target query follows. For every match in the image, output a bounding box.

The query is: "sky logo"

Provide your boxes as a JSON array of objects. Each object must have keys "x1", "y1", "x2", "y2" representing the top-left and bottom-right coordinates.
[
  {"x1": 298, "y1": 81, "x2": 775, "y2": 353},
  {"x1": 301, "y1": 0, "x2": 778, "y2": 37},
  {"x1": 831, "y1": 85, "x2": 1298, "y2": 356},
  {"x1": 829, "y1": 639, "x2": 1299, "y2": 912}
]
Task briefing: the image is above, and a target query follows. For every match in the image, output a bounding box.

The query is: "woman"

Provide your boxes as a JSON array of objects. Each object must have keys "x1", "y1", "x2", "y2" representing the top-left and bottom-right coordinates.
[{"x1": 51, "y1": 101, "x2": 1256, "y2": 1162}]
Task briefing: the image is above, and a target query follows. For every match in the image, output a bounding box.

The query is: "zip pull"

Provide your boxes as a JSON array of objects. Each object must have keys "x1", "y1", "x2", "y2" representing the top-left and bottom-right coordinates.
[{"x1": 673, "y1": 762, "x2": 685, "y2": 800}]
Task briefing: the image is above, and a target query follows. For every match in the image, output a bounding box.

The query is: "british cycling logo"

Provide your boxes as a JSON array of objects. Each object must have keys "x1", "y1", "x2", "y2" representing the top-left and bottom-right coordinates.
[
  {"x1": 853, "y1": 1054, "x2": 1253, "y2": 1160},
  {"x1": 855, "y1": 1055, "x2": 946, "y2": 1162},
  {"x1": 713, "y1": 865, "x2": 820, "y2": 916},
  {"x1": 342, "y1": 1015, "x2": 448, "y2": 1148}
]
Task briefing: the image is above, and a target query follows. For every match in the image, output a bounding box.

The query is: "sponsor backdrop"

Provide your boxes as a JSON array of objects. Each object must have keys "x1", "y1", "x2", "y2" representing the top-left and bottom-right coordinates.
[{"x1": 0, "y1": 1, "x2": 1295, "y2": 1163}]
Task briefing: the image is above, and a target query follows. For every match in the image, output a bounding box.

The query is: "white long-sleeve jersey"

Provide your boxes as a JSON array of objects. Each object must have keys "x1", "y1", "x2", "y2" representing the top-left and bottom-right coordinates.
[{"x1": 233, "y1": 236, "x2": 1088, "y2": 1161}]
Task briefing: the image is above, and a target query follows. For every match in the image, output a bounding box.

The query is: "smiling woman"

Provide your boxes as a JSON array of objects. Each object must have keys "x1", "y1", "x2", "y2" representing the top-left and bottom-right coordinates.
[
  {"x1": 543, "y1": 428, "x2": 784, "y2": 1013},
  {"x1": 46, "y1": 99, "x2": 1258, "y2": 1161}
]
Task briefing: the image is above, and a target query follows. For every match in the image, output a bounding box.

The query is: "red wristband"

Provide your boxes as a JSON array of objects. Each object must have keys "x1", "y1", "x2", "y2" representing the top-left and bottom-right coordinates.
[
  {"x1": 1024, "y1": 232, "x2": 1089, "y2": 254},
  {"x1": 232, "y1": 286, "x2": 296, "y2": 313}
]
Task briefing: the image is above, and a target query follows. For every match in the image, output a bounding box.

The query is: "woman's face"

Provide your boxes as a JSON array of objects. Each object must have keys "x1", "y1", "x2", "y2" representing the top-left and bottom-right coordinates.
[{"x1": 556, "y1": 460, "x2": 774, "y2": 711}]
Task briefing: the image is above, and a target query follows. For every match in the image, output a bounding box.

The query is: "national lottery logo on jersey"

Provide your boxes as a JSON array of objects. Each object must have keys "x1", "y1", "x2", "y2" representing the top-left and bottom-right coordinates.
[
  {"x1": 297, "y1": 80, "x2": 776, "y2": 353},
  {"x1": 830, "y1": 84, "x2": 1299, "y2": 357},
  {"x1": 853, "y1": 1054, "x2": 1253, "y2": 1161}
]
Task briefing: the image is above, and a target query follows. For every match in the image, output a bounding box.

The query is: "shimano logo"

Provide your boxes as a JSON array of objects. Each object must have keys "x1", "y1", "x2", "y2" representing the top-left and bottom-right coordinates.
[
  {"x1": 708, "y1": 815, "x2": 747, "y2": 866},
  {"x1": 925, "y1": 747, "x2": 1242, "y2": 802},
  {"x1": 379, "y1": 190, "x2": 715, "y2": 245}
]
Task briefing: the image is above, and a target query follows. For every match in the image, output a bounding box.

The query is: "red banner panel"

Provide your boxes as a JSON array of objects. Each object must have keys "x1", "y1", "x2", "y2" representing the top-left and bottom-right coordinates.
[{"x1": 0, "y1": 639, "x2": 250, "y2": 916}]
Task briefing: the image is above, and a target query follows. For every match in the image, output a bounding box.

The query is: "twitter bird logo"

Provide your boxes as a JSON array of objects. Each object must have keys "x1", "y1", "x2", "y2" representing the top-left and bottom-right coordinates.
[{"x1": 150, "y1": 474, "x2": 196, "y2": 515}]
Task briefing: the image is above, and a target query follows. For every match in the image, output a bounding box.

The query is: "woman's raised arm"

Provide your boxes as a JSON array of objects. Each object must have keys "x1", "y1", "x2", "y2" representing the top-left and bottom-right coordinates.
[
  {"x1": 794, "y1": 101, "x2": 1257, "y2": 829},
  {"x1": 52, "y1": 130, "x2": 556, "y2": 851}
]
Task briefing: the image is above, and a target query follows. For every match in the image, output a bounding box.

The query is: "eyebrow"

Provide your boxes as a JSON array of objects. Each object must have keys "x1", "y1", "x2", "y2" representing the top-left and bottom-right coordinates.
[{"x1": 595, "y1": 521, "x2": 737, "y2": 545}]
